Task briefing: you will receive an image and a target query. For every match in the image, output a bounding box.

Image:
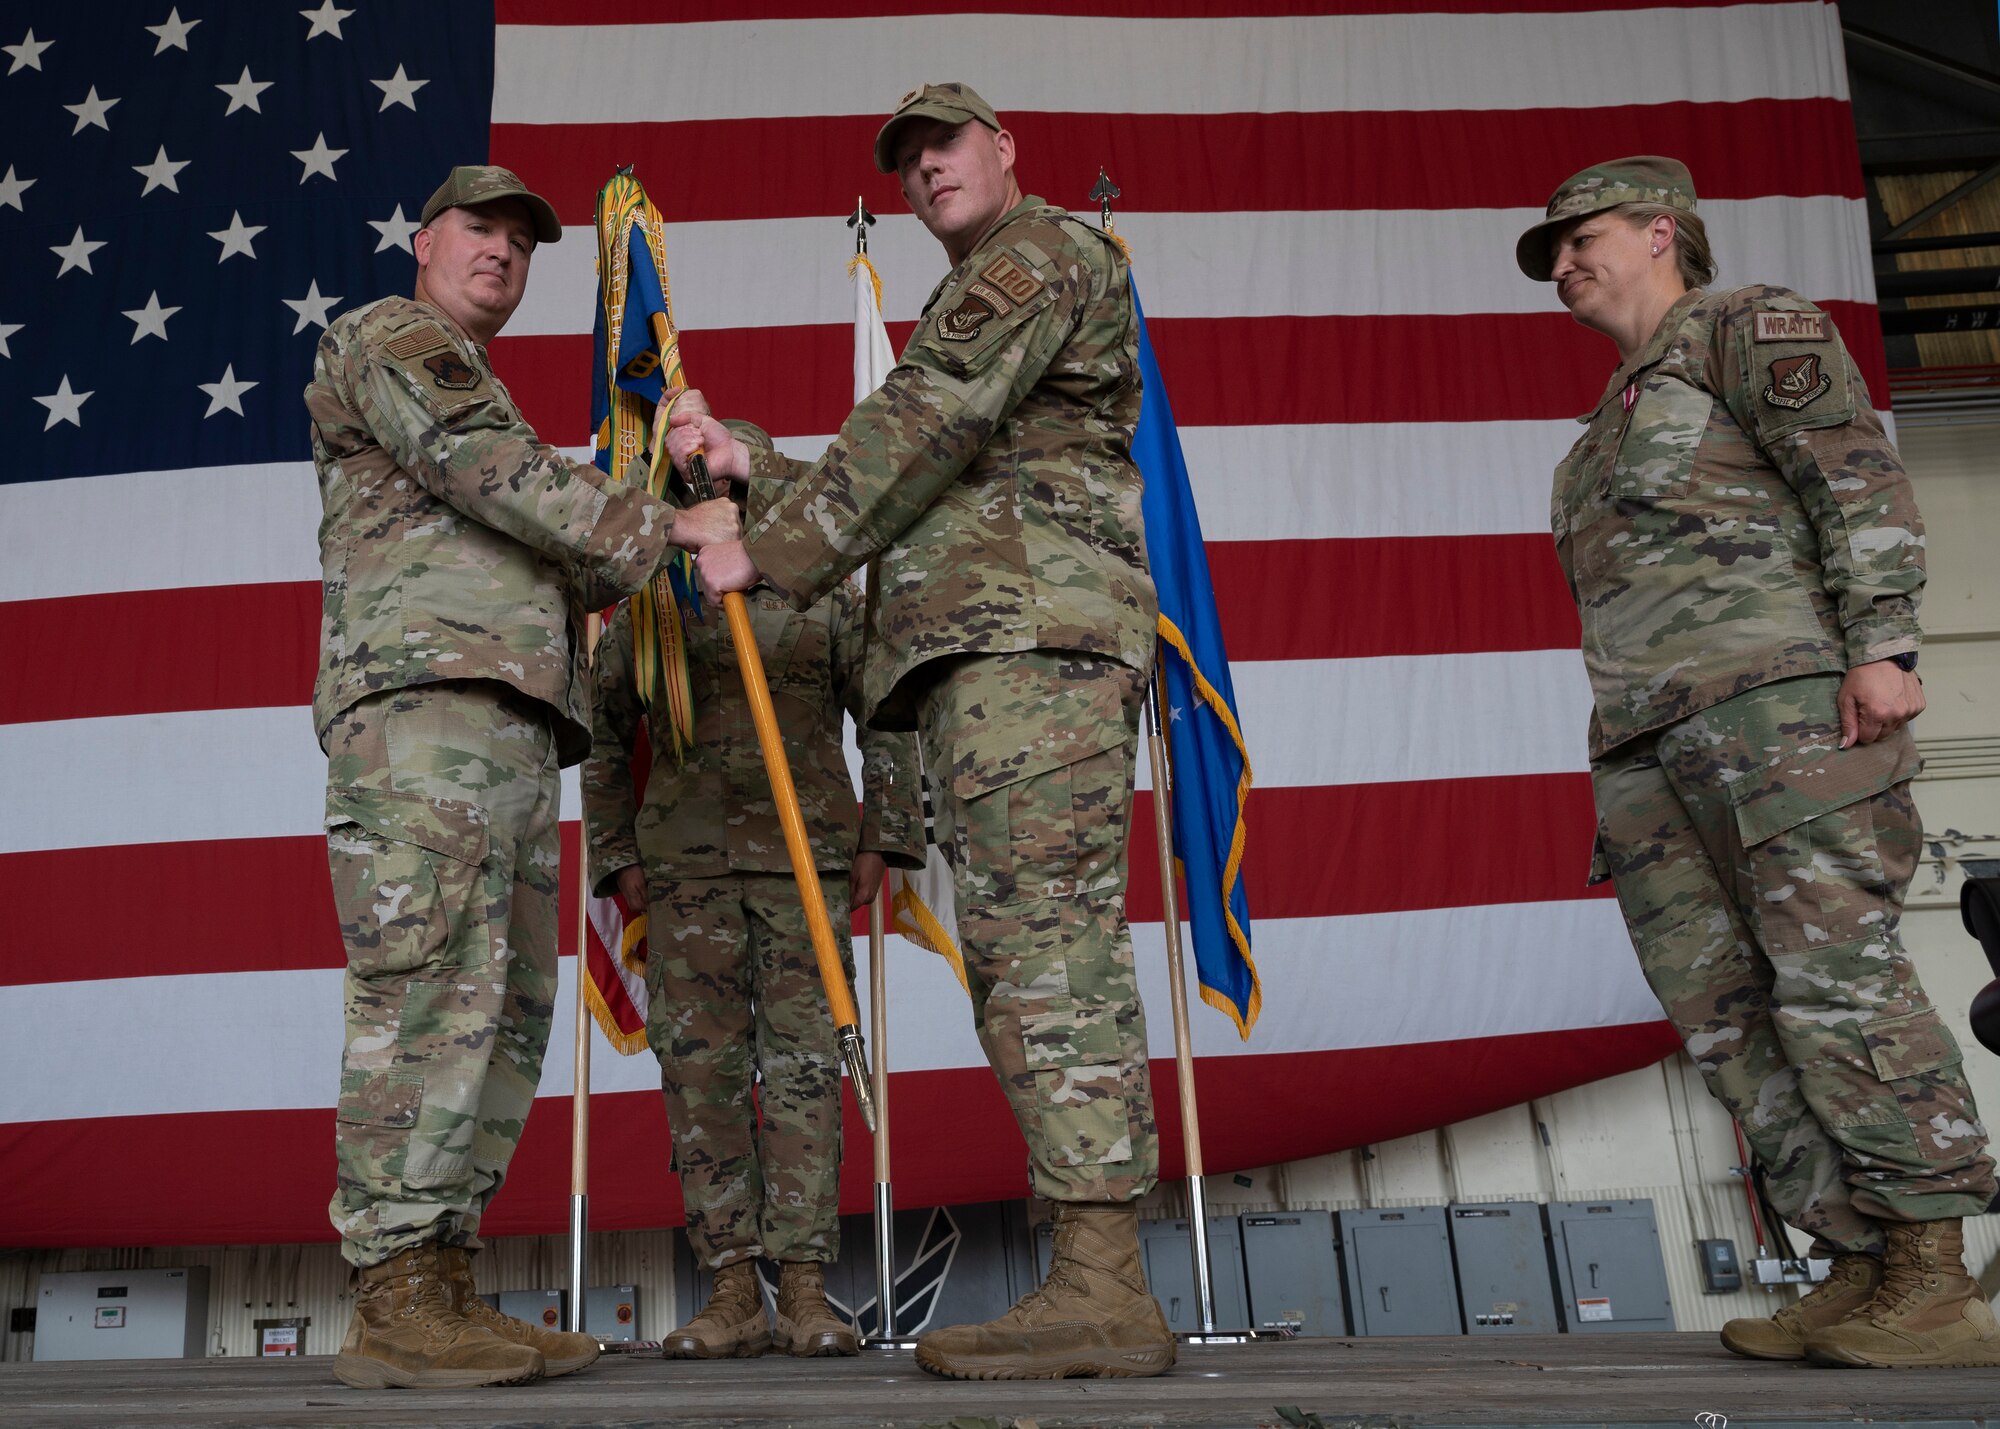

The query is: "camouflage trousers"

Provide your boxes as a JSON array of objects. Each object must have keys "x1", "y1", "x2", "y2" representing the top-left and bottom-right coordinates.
[
  {"x1": 642, "y1": 871, "x2": 852, "y2": 1268},
  {"x1": 920, "y1": 650, "x2": 1159, "y2": 1205},
  {"x1": 1593, "y1": 673, "x2": 1994, "y2": 1254},
  {"x1": 323, "y1": 680, "x2": 562, "y2": 1268}
]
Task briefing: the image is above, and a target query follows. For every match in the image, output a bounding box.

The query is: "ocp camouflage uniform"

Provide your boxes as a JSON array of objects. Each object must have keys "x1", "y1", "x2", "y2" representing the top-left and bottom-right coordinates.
[
  {"x1": 1553, "y1": 284, "x2": 1995, "y2": 1250},
  {"x1": 583, "y1": 570, "x2": 924, "y2": 1268},
  {"x1": 740, "y1": 195, "x2": 1162, "y2": 1203},
  {"x1": 309, "y1": 295, "x2": 679, "y2": 1268}
]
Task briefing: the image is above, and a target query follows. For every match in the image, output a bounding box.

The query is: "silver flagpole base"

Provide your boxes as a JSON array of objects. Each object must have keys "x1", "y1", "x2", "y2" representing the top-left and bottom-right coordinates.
[
  {"x1": 567, "y1": 1193, "x2": 588, "y2": 1334},
  {"x1": 1177, "y1": 1328, "x2": 1296, "y2": 1343},
  {"x1": 1186, "y1": 1171, "x2": 1219, "y2": 1335},
  {"x1": 863, "y1": 1183, "x2": 920, "y2": 1349}
]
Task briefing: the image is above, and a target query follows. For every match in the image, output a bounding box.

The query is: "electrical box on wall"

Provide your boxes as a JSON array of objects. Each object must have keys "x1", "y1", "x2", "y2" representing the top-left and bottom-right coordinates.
[
  {"x1": 585, "y1": 1284, "x2": 640, "y2": 1342},
  {"x1": 1547, "y1": 1199, "x2": 1676, "y2": 1332},
  {"x1": 1447, "y1": 1202, "x2": 1560, "y2": 1334},
  {"x1": 34, "y1": 1268, "x2": 210, "y2": 1361},
  {"x1": 1240, "y1": 1212, "x2": 1343, "y2": 1335},
  {"x1": 1336, "y1": 1206, "x2": 1462, "y2": 1336},
  {"x1": 1696, "y1": 1238, "x2": 1742, "y2": 1293}
]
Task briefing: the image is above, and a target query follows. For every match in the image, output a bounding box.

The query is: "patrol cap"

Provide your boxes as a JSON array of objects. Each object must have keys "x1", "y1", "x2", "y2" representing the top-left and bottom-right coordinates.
[
  {"x1": 420, "y1": 165, "x2": 563, "y2": 245},
  {"x1": 1515, "y1": 155, "x2": 1696, "y2": 282},
  {"x1": 873, "y1": 82, "x2": 1000, "y2": 174}
]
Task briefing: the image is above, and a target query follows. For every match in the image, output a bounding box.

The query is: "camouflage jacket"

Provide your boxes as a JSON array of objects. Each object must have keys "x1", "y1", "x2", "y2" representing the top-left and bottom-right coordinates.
[
  {"x1": 582, "y1": 577, "x2": 926, "y2": 887},
  {"x1": 1552, "y1": 285, "x2": 1924, "y2": 759},
  {"x1": 306, "y1": 296, "x2": 676, "y2": 764},
  {"x1": 740, "y1": 195, "x2": 1158, "y2": 733}
]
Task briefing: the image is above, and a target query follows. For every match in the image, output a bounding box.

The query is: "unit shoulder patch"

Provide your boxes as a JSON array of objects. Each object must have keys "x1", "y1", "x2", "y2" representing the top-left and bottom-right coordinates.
[
  {"x1": 1754, "y1": 310, "x2": 1828, "y2": 343},
  {"x1": 963, "y1": 278, "x2": 1015, "y2": 317},
  {"x1": 979, "y1": 251, "x2": 1045, "y2": 307},
  {"x1": 423, "y1": 351, "x2": 481, "y2": 391},
  {"x1": 1763, "y1": 352, "x2": 1832, "y2": 411},
  {"x1": 937, "y1": 291, "x2": 998, "y2": 343}
]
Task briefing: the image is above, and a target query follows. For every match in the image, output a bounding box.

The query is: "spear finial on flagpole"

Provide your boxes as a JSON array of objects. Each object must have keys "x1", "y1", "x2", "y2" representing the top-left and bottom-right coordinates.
[
  {"x1": 848, "y1": 196, "x2": 876, "y2": 255},
  {"x1": 1090, "y1": 167, "x2": 1121, "y2": 234}
]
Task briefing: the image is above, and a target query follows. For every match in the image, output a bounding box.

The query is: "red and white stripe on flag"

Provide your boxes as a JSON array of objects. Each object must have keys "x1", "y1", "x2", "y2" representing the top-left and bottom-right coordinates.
[{"x1": 2, "y1": 0, "x2": 1874, "y2": 1247}]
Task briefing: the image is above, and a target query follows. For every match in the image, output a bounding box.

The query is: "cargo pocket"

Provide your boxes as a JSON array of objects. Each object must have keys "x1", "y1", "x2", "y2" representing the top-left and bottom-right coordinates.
[
  {"x1": 1021, "y1": 1003, "x2": 1132, "y2": 1168},
  {"x1": 325, "y1": 786, "x2": 492, "y2": 977},
  {"x1": 1729, "y1": 734, "x2": 1919, "y2": 957},
  {"x1": 337, "y1": 1066, "x2": 423, "y2": 1130}
]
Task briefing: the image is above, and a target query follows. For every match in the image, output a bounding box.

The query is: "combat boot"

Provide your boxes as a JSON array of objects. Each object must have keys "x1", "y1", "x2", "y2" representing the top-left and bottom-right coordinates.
[
  {"x1": 914, "y1": 1201, "x2": 1175, "y2": 1380},
  {"x1": 774, "y1": 1261, "x2": 860, "y2": 1356},
  {"x1": 331, "y1": 1244, "x2": 544, "y2": 1389},
  {"x1": 661, "y1": 1259, "x2": 773, "y2": 1359},
  {"x1": 1720, "y1": 1252, "x2": 1882, "y2": 1360},
  {"x1": 1805, "y1": 1220, "x2": 2000, "y2": 1368},
  {"x1": 436, "y1": 1246, "x2": 602, "y2": 1378}
]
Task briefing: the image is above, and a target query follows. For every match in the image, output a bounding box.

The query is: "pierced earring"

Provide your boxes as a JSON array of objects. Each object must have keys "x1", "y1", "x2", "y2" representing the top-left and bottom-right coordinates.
[{"x1": 1651, "y1": 246, "x2": 1660, "y2": 255}]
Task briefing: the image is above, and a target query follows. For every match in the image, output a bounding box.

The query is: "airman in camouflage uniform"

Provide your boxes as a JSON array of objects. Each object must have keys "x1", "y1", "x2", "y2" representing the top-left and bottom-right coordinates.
[
  {"x1": 1524, "y1": 157, "x2": 1997, "y2": 1369},
  {"x1": 307, "y1": 165, "x2": 737, "y2": 1389},
  {"x1": 667, "y1": 84, "x2": 1174, "y2": 1380},
  {"x1": 583, "y1": 433, "x2": 925, "y2": 1358}
]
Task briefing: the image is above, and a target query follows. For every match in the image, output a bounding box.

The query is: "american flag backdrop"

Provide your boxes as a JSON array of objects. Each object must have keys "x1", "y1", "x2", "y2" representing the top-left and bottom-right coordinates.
[{"x1": 0, "y1": 1, "x2": 1882, "y2": 1247}]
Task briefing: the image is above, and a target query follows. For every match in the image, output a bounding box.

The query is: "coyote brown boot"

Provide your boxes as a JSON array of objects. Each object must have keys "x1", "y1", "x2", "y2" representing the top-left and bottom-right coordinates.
[
  {"x1": 1805, "y1": 1220, "x2": 2000, "y2": 1368},
  {"x1": 437, "y1": 1246, "x2": 602, "y2": 1378},
  {"x1": 331, "y1": 1244, "x2": 544, "y2": 1389},
  {"x1": 661, "y1": 1259, "x2": 773, "y2": 1359},
  {"x1": 774, "y1": 1261, "x2": 860, "y2": 1356},
  {"x1": 1720, "y1": 1253, "x2": 1882, "y2": 1360},
  {"x1": 914, "y1": 1202, "x2": 1175, "y2": 1380}
]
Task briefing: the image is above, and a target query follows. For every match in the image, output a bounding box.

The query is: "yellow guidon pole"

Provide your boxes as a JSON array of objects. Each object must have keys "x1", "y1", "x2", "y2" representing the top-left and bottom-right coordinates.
[{"x1": 647, "y1": 312, "x2": 877, "y2": 1134}]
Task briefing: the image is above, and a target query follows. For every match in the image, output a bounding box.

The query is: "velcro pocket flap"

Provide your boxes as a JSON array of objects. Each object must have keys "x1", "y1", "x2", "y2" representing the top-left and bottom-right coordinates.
[
  {"x1": 326, "y1": 786, "x2": 489, "y2": 867},
  {"x1": 1864, "y1": 1008, "x2": 1964, "y2": 1083},
  {"x1": 1019, "y1": 1003, "x2": 1123, "y2": 1069},
  {"x1": 1729, "y1": 733, "x2": 1920, "y2": 849}
]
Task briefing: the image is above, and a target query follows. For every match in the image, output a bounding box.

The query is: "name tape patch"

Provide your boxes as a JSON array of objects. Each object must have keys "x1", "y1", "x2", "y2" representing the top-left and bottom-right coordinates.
[
  {"x1": 979, "y1": 252, "x2": 1043, "y2": 306},
  {"x1": 1754, "y1": 310, "x2": 1828, "y2": 343}
]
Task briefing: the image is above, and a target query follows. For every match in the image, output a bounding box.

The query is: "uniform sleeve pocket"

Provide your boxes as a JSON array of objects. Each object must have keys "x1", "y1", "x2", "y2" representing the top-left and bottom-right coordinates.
[{"x1": 1612, "y1": 377, "x2": 1711, "y2": 500}]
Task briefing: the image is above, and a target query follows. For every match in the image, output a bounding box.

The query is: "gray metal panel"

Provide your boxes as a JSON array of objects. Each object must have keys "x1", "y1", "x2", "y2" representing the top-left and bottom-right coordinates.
[
  {"x1": 1336, "y1": 1207, "x2": 1460, "y2": 1336},
  {"x1": 497, "y1": 1288, "x2": 564, "y2": 1331},
  {"x1": 1139, "y1": 1218, "x2": 1250, "y2": 1333},
  {"x1": 1239, "y1": 1212, "x2": 1342, "y2": 1335},
  {"x1": 34, "y1": 1267, "x2": 210, "y2": 1361},
  {"x1": 1447, "y1": 1202, "x2": 1559, "y2": 1335},
  {"x1": 1547, "y1": 1198, "x2": 1677, "y2": 1332},
  {"x1": 584, "y1": 1285, "x2": 640, "y2": 1342}
]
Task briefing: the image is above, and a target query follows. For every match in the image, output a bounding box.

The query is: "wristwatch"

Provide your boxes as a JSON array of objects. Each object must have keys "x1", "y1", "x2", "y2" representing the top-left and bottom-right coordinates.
[{"x1": 1890, "y1": 651, "x2": 1919, "y2": 673}]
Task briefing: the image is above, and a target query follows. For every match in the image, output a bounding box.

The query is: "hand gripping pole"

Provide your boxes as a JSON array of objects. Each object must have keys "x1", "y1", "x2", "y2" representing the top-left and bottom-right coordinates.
[{"x1": 654, "y1": 345, "x2": 876, "y2": 1133}]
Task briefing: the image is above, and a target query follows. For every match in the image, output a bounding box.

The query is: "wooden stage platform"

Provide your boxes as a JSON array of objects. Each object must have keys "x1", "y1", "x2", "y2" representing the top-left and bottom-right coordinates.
[{"x1": 3, "y1": 1333, "x2": 1997, "y2": 1428}]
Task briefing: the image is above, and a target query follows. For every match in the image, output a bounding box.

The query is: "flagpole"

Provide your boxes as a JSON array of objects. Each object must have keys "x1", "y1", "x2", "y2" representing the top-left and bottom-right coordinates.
[
  {"x1": 1143, "y1": 666, "x2": 1219, "y2": 1336},
  {"x1": 868, "y1": 886, "x2": 906, "y2": 1345},
  {"x1": 568, "y1": 609, "x2": 601, "y2": 1335}
]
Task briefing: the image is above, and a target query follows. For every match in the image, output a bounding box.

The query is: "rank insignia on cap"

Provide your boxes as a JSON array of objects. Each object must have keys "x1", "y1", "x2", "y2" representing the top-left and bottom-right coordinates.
[
  {"x1": 1754, "y1": 310, "x2": 1829, "y2": 343},
  {"x1": 937, "y1": 291, "x2": 997, "y2": 342},
  {"x1": 424, "y1": 352, "x2": 480, "y2": 390},
  {"x1": 1763, "y1": 353, "x2": 1831, "y2": 410}
]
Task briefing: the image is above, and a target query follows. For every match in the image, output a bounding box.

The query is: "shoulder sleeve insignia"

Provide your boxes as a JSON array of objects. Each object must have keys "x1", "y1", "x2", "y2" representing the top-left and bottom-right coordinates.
[
  {"x1": 1753, "y1": 310, "x2": 1828, "y2": 343},
  {"x1": 937, "y1": 291, "x2": 998, "y2": 343},
  {"x1": 963, "y1": 279, "x2": 1014, "y2": 316},
  {"x1": 1763, "y1": 352, "x2": 1832, "y2": 410},
  {"x1": 423, "y1": 351, "x2": 482, "y2": 391},
  {"x1": 382, "y1": 321, "x2": 453, "y2": 361},
  {"x1": 978, "y1": 252, "x2": 1044, "y2": 307}
]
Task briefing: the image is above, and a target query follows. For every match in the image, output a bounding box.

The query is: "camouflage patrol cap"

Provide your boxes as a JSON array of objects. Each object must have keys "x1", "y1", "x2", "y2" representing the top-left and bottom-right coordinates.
[
  {"x1": 420, "y1": 165, "x2": 563, "y2": 244},
  {"x1": 1515, "y1": 156, "x2": 1696, "y2": 281},
  {"x1": 873, "y1": 82, "x2": 1001, "y2": 174}
]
